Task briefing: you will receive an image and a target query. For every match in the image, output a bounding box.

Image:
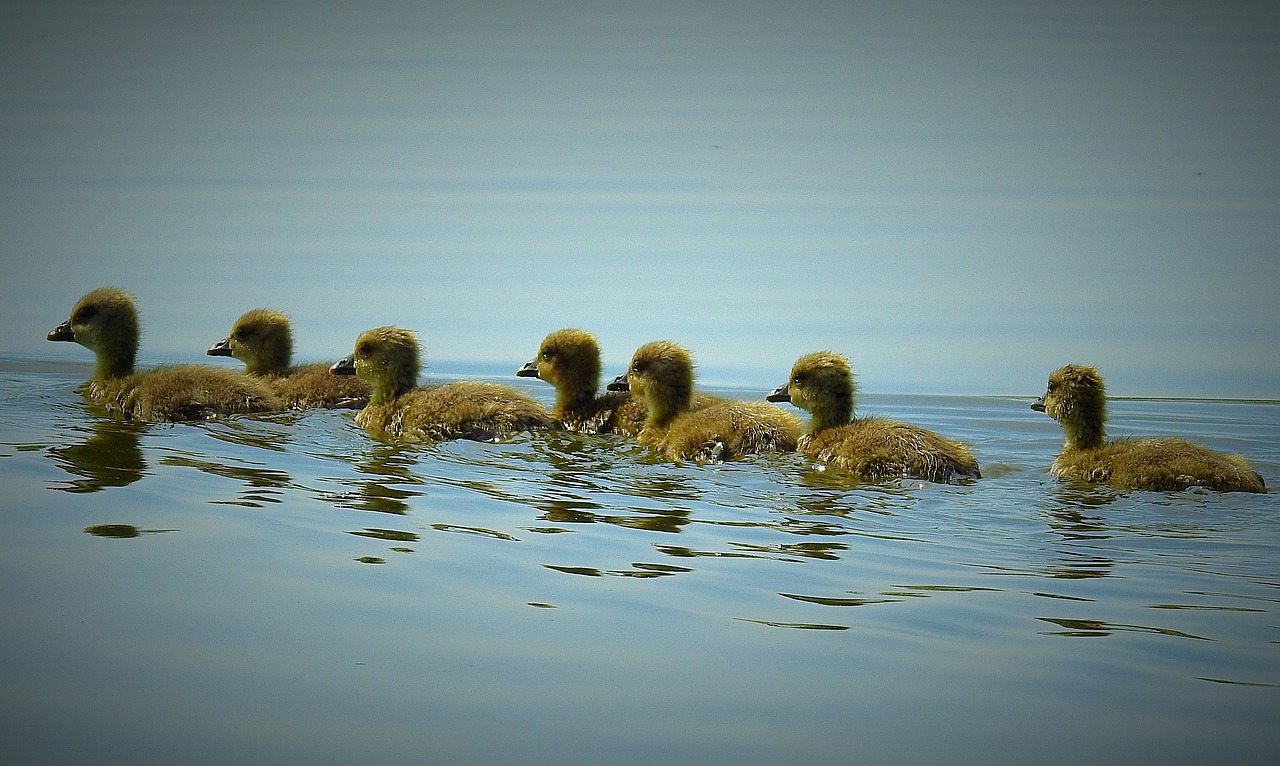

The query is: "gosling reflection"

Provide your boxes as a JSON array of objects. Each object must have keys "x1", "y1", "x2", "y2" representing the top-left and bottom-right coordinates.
[
  {"x1": 48, "y1": 418, "x2": 146, "y2": 492},
  {"x1": 653, "y1": 539, "x2": 850, "y2": 564},
  {"x1": 1039, "y1": 485, "x2": 1119, "y2": 580},
  {"x1": 83, "y1": 523, "x2": 176, "y2": 538},
  {"x1": 543, "y1": 562, "x2": 693, "y2": 579},
  {"x1": 1037, "y1": 616, "x2": 1209, "y2": 641},
  {"x1": 538, "y1": 501, "x2": 692, "y2": 534},
  {"x1": 328, "y1": 444, "x2": 427, "y2": 515},
  {"x1": 788, "y1": 466, "x2": 927, "y2": 519},
  {"x1": 160, "y1": 455, "x2": 293, "y2": 508},
  {"x1": 525, "y1": 432, "x2": 699, "y2": 533}
]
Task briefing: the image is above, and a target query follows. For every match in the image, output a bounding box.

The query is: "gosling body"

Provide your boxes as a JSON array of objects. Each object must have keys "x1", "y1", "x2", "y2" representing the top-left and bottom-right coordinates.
[
  {"x1": 332, "y1": 326, "x2": 555, "y2": 443},
  {"x1": 47, "y1": 287, "x2": 281, "y2": 421},
  {"x1": 769, "y1": 352, "x2": 980, "y2": 483},
  {"x1": 208, "y1": 308, "x2": 369, "y2": 409},
  {"x1": 608, "y1": 341, "x2": 800, "y2": 463},
  {"x1": 518, "y1": 328, "x2": 720, "y2": 436},
  {"x1": 1033, "y1": 364, "x2": 1265, "y2": 493}
]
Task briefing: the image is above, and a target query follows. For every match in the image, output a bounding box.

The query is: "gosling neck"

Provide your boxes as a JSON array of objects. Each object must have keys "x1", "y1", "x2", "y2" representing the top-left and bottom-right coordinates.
[
  {"x1": 363, "y1": 359, "x2": 419, "y2": 405},
  {"x1": 93, "y1": 334, "x2": 137, "y2": 381},
  {"x1": 555, "y1": 386, "x2": 595, "y2": 420},
  {"x1": 805, "y1": 389, "x2": 853, "y2": 435},
  {"x1": 644, "y1": 380, "x2": 692, "y2": 431},
  {"x1": 246, "y1": 345, "x2": 291, "y2": 377},
  {"x1": 1059, "y1": 413, "x2": 1106, "y2": 451},
  {"x1": 552, "y1": 371, "x2": 600, "y2": 419},
  {"x1": 372, "y1": 375, "x2": 414, "y2": 405}
]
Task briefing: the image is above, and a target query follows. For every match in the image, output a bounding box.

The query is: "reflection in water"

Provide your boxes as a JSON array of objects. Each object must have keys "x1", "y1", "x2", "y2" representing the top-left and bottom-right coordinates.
[
  {"x1": 532, "y1": 496, "x2": 605, "y2": 526},
  {"x1": 161, "y1": 455, "x2": 292, "y2": 508},
  {"x1": 533, "y1": 434, "x2": 703, "y2": 520},
  {"x1": 431, "y1": 523, "x2": 518, "y2": 541},
  {"x1": 47, "y1": 418, "x2": 146, "y2": 492},
  {"x1": 730, "y1": 539, "x2": 848, "y2": 561},
  {"x1": 543, "y1": 562, "x2": 693, "y2": 578},
  {"x1": 338, "y1": 481, "x2": 419, "y2": 515},
  {"x1": 616, "y1": 470, "x2": 704, "y2": 505},
  {"x1": 473, "y1": 433, "x2": 704, "y2": 534},
  {"x1": 348, "y1": 528, "x2": 420, "y2": 561},
  {"x1": 1037, "y1": 617, "x2": 1210, "y2": 641},
  {"x1": 789, "y1": 471, "x2": 927, "y2": 520},
  {"x1": 781, "y1": 592, "x2": 902, "y2": 606},
  {"x1": 328, "y1": 444, "x2": 427, "y2": 515},
  {"x1": 537, "y1": 501, "x2": 692, "y2": 533},
  {"x1": 653, "y1": 538, "x2": 851, "y2": 563},
  {"x1": 83, "y1": 524, "x2": 176, "y2": 538},
  {"x1": 205, "y1": 413, "x2": 303, "y2": 452},
  {"x1": 735, "y1": 618, "x2": 850, "y2": 631},
  {"x1": 1037, "y1": 486, "x2": 1119, "y2": 580},
  {"x1": 349, "y1": 528, "x2": 420, "y2": 544},
  {"x1": 1042, "y1": 551, "x2": 1115, "y2": 580}
]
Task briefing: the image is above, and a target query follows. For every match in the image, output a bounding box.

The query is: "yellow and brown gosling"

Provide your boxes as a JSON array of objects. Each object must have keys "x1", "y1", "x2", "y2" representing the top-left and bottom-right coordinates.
[
  {"x1": 47, "y1": 287, "x2": 281, "y2": 421},
  {"x1": 1032, "y1": 364, "x2": 1265, "y2": 493},
  {"x1": 208, "y1": 308, "x2": 369, "y2": 409},
  {"x1": 607, "y1": 340, "x2": 801, "y2": 463},
  {"x1": 768, "y1": 352, "x2": 980, "y2": 483},
  {"x1": 331, "y1": 326, "x2": 556, "y2": 443},
  {"x1": 518, "y1": 328, "x2": 722, "y2": 436}
]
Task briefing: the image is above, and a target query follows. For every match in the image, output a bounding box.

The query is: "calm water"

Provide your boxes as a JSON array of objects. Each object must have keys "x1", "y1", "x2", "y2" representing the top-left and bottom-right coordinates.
[{"x1": 2, "y1": 359, "x2": 1277, "y2": 765}]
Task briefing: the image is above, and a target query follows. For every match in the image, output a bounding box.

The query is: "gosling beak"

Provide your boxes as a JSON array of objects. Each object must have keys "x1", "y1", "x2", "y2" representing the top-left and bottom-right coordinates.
[
  {"x1": 765, "y1": 383, "x2": 791, "y2": 403},
  {"x1": 330, "y1": 356, "x2": 356, "y2": 376},
  {"x1": 47, "y1": 319, "x2": 75, "y2": 342},
  {"x1": 606, "y1": 372, "x2": 629, "y2": 392},
  {"x1": 1031, "y1": 397, "x2": 1046, "y2": 412},
  {"x1": 516, "y1": 359, "x2": 540, "y2": 378},
  {"x1": 206, "y1": 337, "x2": 233, "y2": 357}
]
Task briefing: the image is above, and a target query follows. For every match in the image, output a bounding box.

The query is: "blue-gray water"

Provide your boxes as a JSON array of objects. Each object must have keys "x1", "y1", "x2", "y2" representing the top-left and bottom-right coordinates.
[{"x1": 2, "y1": 359, "x2": 1277, "y2": 765}]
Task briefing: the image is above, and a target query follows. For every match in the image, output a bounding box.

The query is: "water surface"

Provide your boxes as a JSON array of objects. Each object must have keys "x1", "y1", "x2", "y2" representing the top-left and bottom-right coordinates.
[{"x1": 1, "y1": 360, "x2": 1277, "y2": 765}]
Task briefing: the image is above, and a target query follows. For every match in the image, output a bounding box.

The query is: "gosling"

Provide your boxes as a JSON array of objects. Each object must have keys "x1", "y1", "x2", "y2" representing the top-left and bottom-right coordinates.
[
  {"x1": 47, "y1": 287, "x2": 281, "y2": 421},
  {"x1": 607, "y1": 340, "x2": 801, "y2": 463},
  {"x1": 331, "y1": 326, "x2": 555, "y2": 442},
  {"x1": 517, "y1": 328, "x2": 721, "y2": 436},
  {"x1": 208, "y1": 308, "x2": 369, "y2": 409},
  {"x1": 1032, "y1": 364, "x2": 1265, "y2": 493},
  {"x1": 768, "y1": 352, "x2": 980, "y2": 483}
]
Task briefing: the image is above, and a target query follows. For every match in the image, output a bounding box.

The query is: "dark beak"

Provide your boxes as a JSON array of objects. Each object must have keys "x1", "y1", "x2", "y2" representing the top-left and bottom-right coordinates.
[
  {"x1": 330, "y1": 356, "x2": 356, "y2": 376},
  {"x1": 606, "y1": 372, "x2": 629, "y2": 392},
  {"x1": 765, "y1": 383, "x2": 791, "y2": 403},
  {"x1": 47, "y1": 319, "x2": 75, "y2": 342},
  {"x1": 516, "y1": 359, "x2": 540, "y2": 378},
  {"x1": 1030, "y1": 396, "x2": 1046, "y2": 412},
  {"x1": 207, "y1": 337, "x2": 233, "y2": 357}
]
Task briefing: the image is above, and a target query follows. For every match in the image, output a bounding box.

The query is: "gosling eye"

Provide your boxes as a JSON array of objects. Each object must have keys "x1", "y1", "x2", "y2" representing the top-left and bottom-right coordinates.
[
  {"x1": 631, "y1": 361, "x2": 645, "y2": 373},
  {"x1": 541, "y1": 349, "x2": 555, "y2": 360},
  {"x1": 357, "y1": 342, "x2": 373, "y2": 356},
  {"x1": 234, "y1": 327, "x2": 250, "y2": 340},
  {"x1": 74, "y1": 306, "x2": 97, "y2": 322}
]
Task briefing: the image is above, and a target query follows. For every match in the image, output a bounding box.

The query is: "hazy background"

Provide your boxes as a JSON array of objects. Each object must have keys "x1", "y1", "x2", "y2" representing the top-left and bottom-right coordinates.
[{"x1": 3, "y1": 0, "x2": 1277, "y2": 396}]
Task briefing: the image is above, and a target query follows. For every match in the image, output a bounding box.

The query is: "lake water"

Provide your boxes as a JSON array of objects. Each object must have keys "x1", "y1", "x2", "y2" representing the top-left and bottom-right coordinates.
[{"x1": 2, "y1": 358, "x2": 1277, "y2": 765}]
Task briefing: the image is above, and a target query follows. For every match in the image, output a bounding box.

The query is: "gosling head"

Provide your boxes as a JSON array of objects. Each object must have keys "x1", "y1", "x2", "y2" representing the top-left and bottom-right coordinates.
[
  {"x1": 607, "y1": 341, "x2": 694, "y2": 425},
  {"x1": 47, "y1": 287, "x2": 140, "y2": 379},
  {"x1": 1032, "y1": 364, "x2": 1107, "y2": 449},
  {"x1": 768, "y1": 352, "x2": 854, "y2": 432},
  {"x1": 517, "y1": 328, "x2": 602, "y2": 398},
  {"x1": 330, "y1": 326, "x2": 420, "y2": 402},
  {"x1": 207, "y1": 309, "x2": 293, "y2": 376}
]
